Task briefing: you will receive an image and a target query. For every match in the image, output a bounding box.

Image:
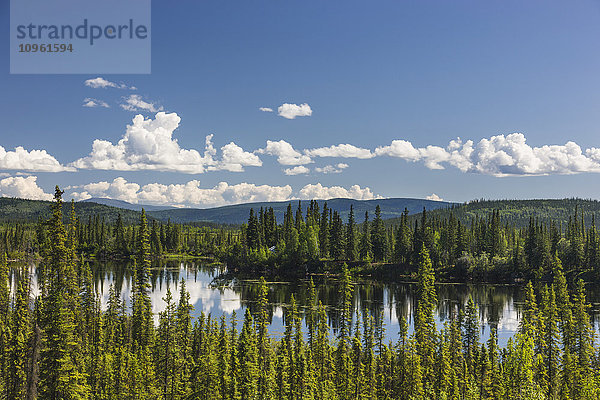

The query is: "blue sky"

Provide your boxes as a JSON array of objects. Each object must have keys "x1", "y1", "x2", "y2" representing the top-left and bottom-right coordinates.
[{"x1": 1, "y1": 0, "x2": 600, "y2": 207}]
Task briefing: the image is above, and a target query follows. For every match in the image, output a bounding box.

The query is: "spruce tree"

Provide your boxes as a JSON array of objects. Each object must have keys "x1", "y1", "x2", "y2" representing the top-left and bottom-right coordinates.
[
  {"x1": 463, "y1": 295, "x2": 479, "y2": 369},
  {"x1": 415, "y1": 247, "x2": 437, "y2": 386},
  {"x1": 238, "y1": 309, "x2": 258, "y2": 400},
  {"x1": 371, "y1": 205, "x2": 387, "y2": 261},
  {"x1": 359, "y1": 211, "x2": 372, "y2": 262},
  {"x1": 345, "y1": 205, "x2": 358, "y2": 261},
  {"x1": 39, "y1": 186, "x2": 89, "y2": 399},
  {"x1": 132, "y1": 209, "x2": 154, "y2": 351}
]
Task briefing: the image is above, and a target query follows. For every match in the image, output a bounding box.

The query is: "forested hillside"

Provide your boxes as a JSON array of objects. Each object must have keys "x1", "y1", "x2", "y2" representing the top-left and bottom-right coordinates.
[
  {"x1": 0, "y1": 197, "x2": 451, "y2": 225},
  {"x1": 0, "y1": 197, "x2": 143, "y2": 224},
  {"x1": 147, "y1": 197, "x2": 454, "y2": 224},
  {"x1": 394, "y1": 198, "x2": 600, "y2": 228},
  {"x1": 4, "y1": 195, "x2": 600, "y2": 283},
  {"x1": 81, "y1": 197, "x2": 174, "y2": 212},
  {"x1": 4, "y1": 196, "x2": 600, "y2": 228}
]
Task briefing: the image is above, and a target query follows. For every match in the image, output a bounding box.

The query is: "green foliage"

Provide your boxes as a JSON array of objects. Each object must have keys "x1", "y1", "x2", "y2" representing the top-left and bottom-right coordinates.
[{"x1": 2, "y1": 193, "x2": 600, "y2": 399}]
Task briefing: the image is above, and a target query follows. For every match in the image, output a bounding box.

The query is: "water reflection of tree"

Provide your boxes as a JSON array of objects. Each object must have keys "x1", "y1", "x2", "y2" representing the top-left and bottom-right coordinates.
[
  {"x1": 433, "y1": 284, "x2": 522, "y2": 332},
  {"x1": 88, "y1": 260, "x2": 222, "y2": 299},
  {"x1": 83, "y1": 263, "x2": 545, "y2": 336},
  {"x1": 231, "y1": 278, "x2": 524, "y2": 337},
  {"x1": 15, "y1": 261, "x2": 600, "y2": 335}
]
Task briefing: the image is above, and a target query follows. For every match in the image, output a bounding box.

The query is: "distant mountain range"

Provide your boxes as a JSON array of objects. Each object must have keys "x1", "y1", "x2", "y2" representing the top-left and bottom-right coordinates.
[
  {"x1": 3, "y1": 196, "x2": 599, "y2": 228},
  {"x1": 145, "y1": 198, "x2": 456, "y2": 224},
  {"x1": 81, "y1": 197, "x2": 175, "y2": 212},
  {"x1": 84, "y1": 197, "x2": 457, "y2": 224},
  {"x1": 0, "y1": 196, "x2": 455, "y2": 225}
]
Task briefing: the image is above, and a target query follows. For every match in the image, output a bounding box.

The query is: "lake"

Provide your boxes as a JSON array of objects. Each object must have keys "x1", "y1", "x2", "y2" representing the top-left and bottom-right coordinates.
[{"x1": 9, "y1": 260, "x2": 600, "y2": 347}]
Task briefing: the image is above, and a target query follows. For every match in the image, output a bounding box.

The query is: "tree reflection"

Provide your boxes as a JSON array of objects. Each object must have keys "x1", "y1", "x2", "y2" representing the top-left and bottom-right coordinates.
[{"x1": 11, "y1": 260, "x2": 600, "y2": 342}]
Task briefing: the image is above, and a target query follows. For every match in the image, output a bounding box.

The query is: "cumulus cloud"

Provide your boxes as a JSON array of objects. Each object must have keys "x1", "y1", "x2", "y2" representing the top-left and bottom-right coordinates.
[
  {"x1": 72, "y1": 120, "x2": 600, "y2": 177},
  {"x1": 120, "y1": 94, "x2": 163, "y2": 113},
  {"x1": 70, "y1": 177, "x2": 140, "y2": 202},
  {"x1": 263, "y1": 134, "x2": 600, "y2": 176},
  {"x1": 426, "y1": 193, "x2": 444, "y2": 201},
  {"x1": 0, "y1": 145, "x2": 72, "y2": 172},
  {"x1": 257, "y1": 140, "x2": 312, "y2": 165},
  {"x1": 462, "y1": 134, "x2": 600, "y2": 176},
  {"x1": 298, "y1": 183, "x2": 382, "y2": 200},
  {"x1": 305, "y1": 144, "x2": 374, "y2": 159},
  {"x1": 375, "y1": 133, "x2": 600, "y2": 176},
  {"x1": 374, "y1": 141, "x2": 449, "y2": 169},
  {"x1": 83, "y1": 98, "x2": 110, "y2": 108},
  {"x1": 284, "y1": 166, "x2": 310, "y2": 175},
  {"x1": 85, "y1": 77, "x2": 133, "y2": 89},
  {"x1": 214, "y1": 142, "x2": 263, "y2": 172},
  {"x1": 277, "y1": 103, "x2": 312, "y2": 119},
  {"x1": 69, "y1": 177, "x2": 293, "y2": 207},
  {"x1": 259, "y1": 107, "x2": 273, "y2": 112},
  {"x1": 0, "y1": 176, "x2": 53, "y2": 201},
  {"x1": 71, "y1": 112, "x2": 261, "y2": 174},
  {"x1": 315, "y1": 163, "x2": 349, "y2": 174},
  {"x1": 67, "y1": 177, "x2": 385, "y2": 207}
]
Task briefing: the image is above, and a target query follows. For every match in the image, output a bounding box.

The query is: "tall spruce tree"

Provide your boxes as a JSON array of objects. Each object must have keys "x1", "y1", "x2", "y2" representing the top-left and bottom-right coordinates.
[
  {"x1": 39, "y1": 186, "x2": 89, "y2": 399},
  {"x1": 359, "y1": 211, "x2": 373, "y2": 261},
  {"x1": 371, "y1": 205, "x2": 387, "y2": 261},
  {"x1": 415, "y1": 247, "x2": 437, "y2": 386}
]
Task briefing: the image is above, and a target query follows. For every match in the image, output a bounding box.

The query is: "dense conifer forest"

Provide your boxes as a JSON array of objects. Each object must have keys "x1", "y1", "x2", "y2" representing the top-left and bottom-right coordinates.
[
  {"x1": 3, "y1": 195, "x2": 600, "y2": 283},
  {"x1": 228, "y1": 199, "x2": 600, "y2": 282},
  {"x1": 2, "y1": 187, "x2": 600, "y2": 399},
  {"x1": 396, "y1": 198, "x2": 600, "y2": 228}
]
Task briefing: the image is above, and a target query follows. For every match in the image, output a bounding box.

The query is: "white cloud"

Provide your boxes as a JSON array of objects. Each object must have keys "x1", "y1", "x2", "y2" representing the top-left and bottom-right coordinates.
[
  {"x1": 120, "y1": 94, "x2": 163, "y2": 113},
  {"x1": 315, "y1": 163, "x2": 349, "y2": 174},
  {"x1": 0, "y1": 176, "x2": 53, "y2": 201},
  {"x1": 426, "y1": 193, "x2": 444, "y2": 202},
  {"x1": 375, "y1": 133, "x2": 600, "y2": 176},
  {"x1": 69, "y1": 177, "x2": 293, "y2": 207},
  {"x1": 214, "y1": 142, "x2": 263, "y2": 172},
  {"x1": 70, "y1": 177, "x2": 140, "y2": 202},
  {"x1": 85, "y1": 77, "x2": 133, "y2": 89},
  {"x1": 0, "y1": 145, "x2": 72, "y2": 172},
  {"x1": 284, "y1": 166, "x2": 310, "y2": 175},
  {"x1": 72, "y1": 112, "x2": 260, "y2": 174},
  {"x1": 257, "y1": 140, "x2": 313, "y2": 165},
  {"x1": 374, "y1": 140, "x2": 421, "y2": 161},
  {"x1": 464, "y1": 134, "x2": 600, "y2": 176},
  {"x1": 68, "y1": 177, "x2": 386, "y2": 207},
  {"x1": 375, "y1": 140, "x2": 448, "y2": 169},
  {"x1": 259, "y1": 107, "x2": 273, "y2": 112},
  {"x1": 298, "y1": 183, "x2": 382, "y2": 200},
  {"x1": 305, "y1": 144, "x2": 374, "y2": 159},
  {"x1": 83, "y1": 98, "x2": 110, "y2": 108},
  {"x1": 277, "y1": 103, "x2": 312, "y2": 119},
  {"x1": 72, "y1": 112, "x2": 209, "y2": 173}
]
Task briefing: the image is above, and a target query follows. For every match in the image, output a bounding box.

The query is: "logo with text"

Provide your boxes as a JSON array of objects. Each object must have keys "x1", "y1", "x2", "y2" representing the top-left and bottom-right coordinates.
[{"x1": 10, "y1": 0, "x2": 151, "y2": 74}]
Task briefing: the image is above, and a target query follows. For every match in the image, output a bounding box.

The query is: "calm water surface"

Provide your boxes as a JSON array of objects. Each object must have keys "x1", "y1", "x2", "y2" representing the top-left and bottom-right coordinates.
[{"x1": 10, "y1": 260, "x2": 600, "y2": 347}]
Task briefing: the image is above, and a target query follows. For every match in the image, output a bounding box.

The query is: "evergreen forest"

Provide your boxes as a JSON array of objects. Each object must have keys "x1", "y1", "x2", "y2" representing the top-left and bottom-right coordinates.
[{"x1": 1, "y1": 188, "x2": 600, "y2": 398}]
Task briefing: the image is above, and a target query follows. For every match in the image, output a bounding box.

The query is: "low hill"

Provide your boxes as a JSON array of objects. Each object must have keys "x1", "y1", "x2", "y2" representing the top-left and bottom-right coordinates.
[
  {"x1": 390, "y1": 198, "x2": 600, "y2": 228},
  {"x1": 0, "y1": 197, "x2": 143, "y2": 224},
  {"x1": 0, "y1": 197, "x2": 454, "y2": 225},
  {"x1": 147, "y1": 198, "x2": 455, "y2": 224},
  {"x1": 81, "y1": 197, "x2": 174, "y2": 212},
  {"x1": 3, "y1": 197, "x2": 600, "y2": 228}
]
